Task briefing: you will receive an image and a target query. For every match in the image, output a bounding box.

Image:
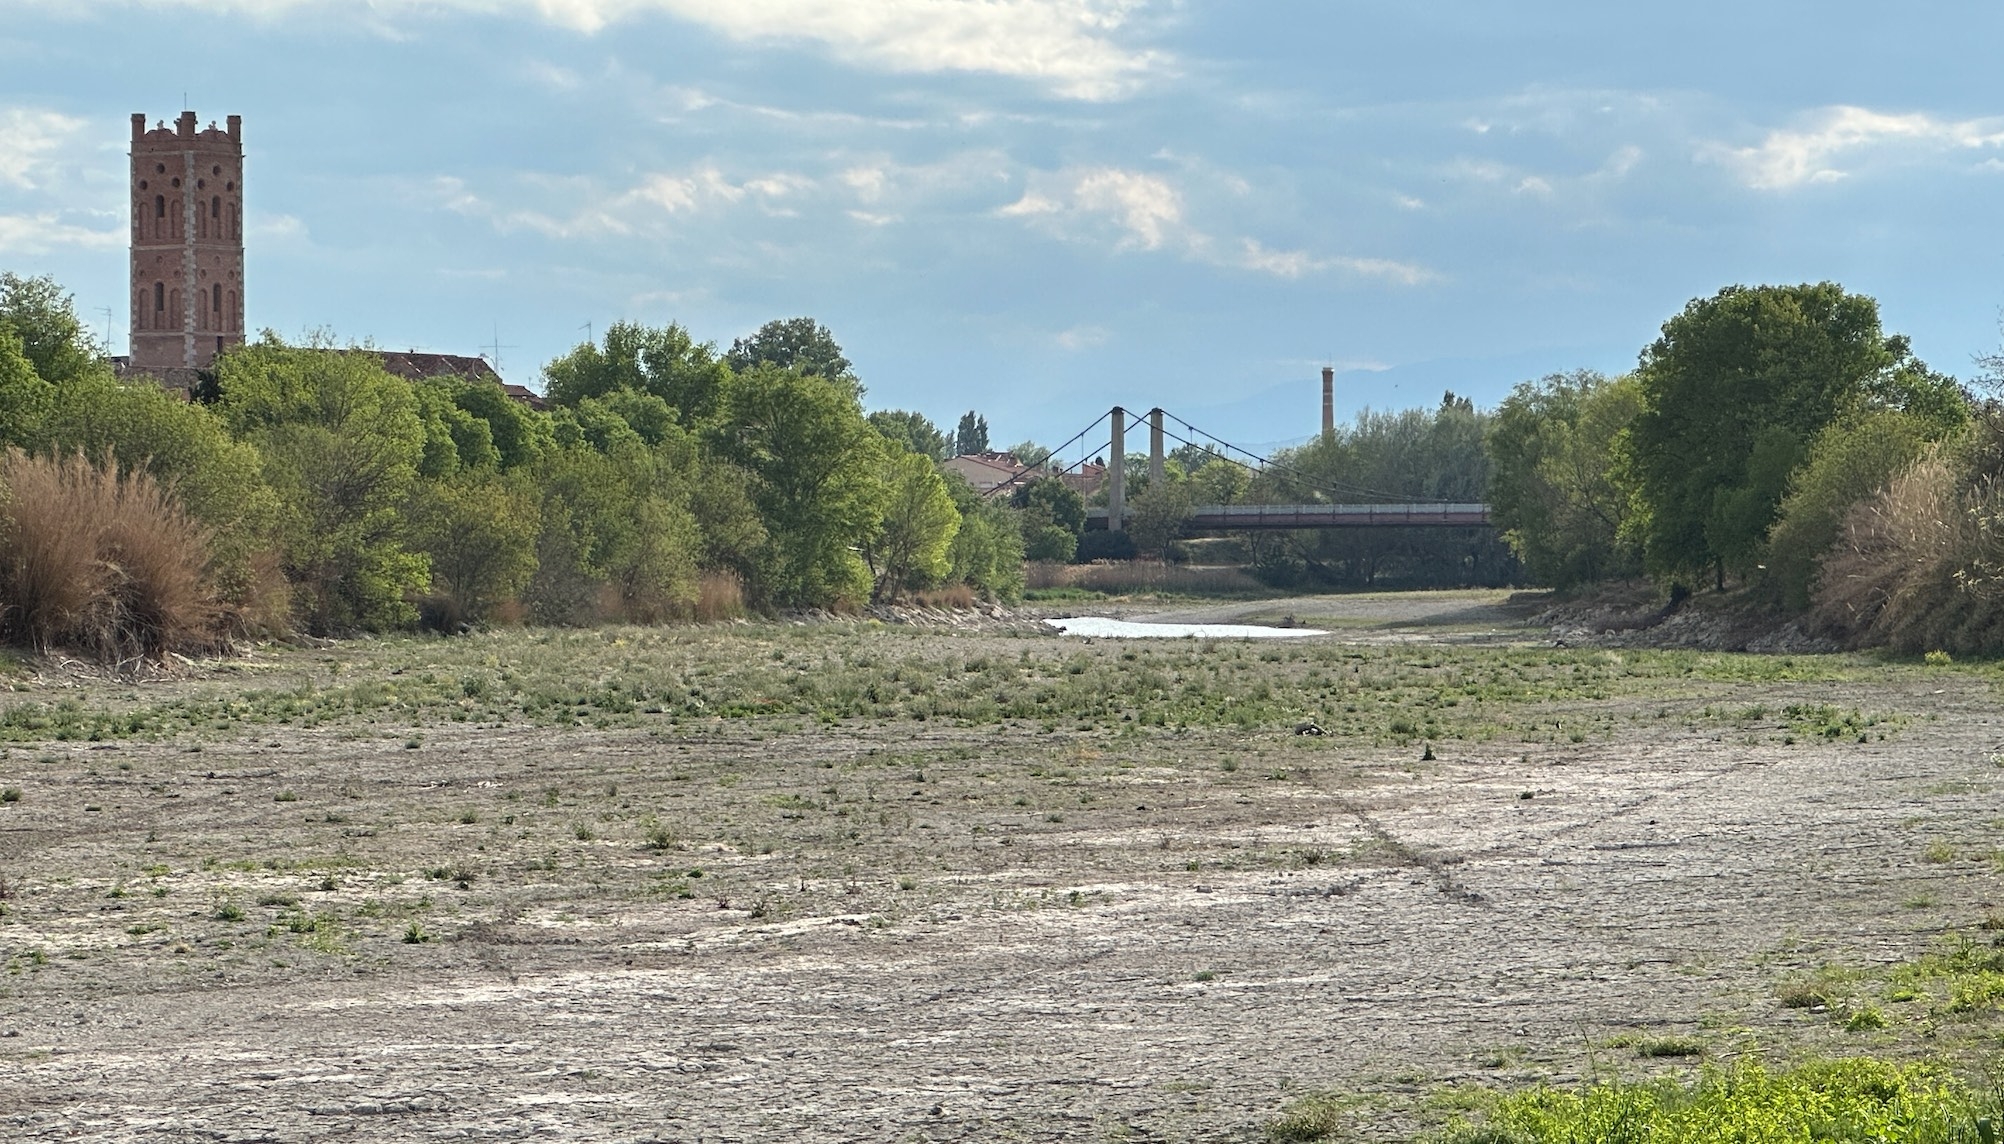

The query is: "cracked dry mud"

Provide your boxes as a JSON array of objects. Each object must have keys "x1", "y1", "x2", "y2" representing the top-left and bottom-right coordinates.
[{"x1": 1, "y1": 612, "x2": 2001, "y2": 1141}]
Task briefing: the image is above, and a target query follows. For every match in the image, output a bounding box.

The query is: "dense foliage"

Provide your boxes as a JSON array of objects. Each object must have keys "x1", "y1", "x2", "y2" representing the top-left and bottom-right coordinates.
[
  {"x1": 1483, "y1": 280, "x2": 1989, "y2": 653},
  {"x1": 0, "y1": 274, "x2": 1028, "y2": 655},
  {"x1": 1244, "y1": 393, "x2": 1516, "y2": 588}
]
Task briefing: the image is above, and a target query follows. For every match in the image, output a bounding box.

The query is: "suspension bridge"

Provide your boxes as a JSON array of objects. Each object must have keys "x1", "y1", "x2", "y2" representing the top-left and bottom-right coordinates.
[{"x1": 984, "y1": 406, "x2": 1492, "y2": 533}]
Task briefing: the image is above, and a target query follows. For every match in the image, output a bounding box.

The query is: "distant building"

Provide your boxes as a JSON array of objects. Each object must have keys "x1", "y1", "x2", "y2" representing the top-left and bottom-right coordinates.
[
  {"x1": 118, "y1": 112, "x2": 545, "y2": 413},
  {"x1": 943, "y1": 451, "x2": 1105, "y2": 499},
  {"x1": 129, "y1": 111, "x2": 244, "y2": 376},
  {"x1": 374, "y1": 351, "x2": 548, "y2": 410}
]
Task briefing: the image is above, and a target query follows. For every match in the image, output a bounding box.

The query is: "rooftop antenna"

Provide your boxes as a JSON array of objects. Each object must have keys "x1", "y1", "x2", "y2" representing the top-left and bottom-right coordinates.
[
  {"x1": 98, "y1": 307, "x2": 115, "y2": 356},
  {"x1": 580, "y1": 321, "x2": 593, "y2": 345},
  {"x1": 482, "y1": 322, "x2": 517, "y2": 376}
]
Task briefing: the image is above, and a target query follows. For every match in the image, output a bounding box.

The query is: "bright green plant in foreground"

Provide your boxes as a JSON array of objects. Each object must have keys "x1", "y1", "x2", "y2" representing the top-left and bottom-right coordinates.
[{"x1": 1432, "y1": 1059, "x2": 1995, "y2": 1144}]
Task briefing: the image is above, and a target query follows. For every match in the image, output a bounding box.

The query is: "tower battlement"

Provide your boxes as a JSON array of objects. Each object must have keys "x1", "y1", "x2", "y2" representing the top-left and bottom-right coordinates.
[{"x1": 129, "y1": 109, "x2": 245, "y2": 373}]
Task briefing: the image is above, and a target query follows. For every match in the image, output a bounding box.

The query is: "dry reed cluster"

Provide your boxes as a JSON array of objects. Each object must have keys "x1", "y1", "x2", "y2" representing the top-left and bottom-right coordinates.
[
  {"x1": 1814, "y1": 432, "x2": 2004, "y2": 654},
  {"x1": 0, "y1": 449, "x2": 231, "y2": 662}
]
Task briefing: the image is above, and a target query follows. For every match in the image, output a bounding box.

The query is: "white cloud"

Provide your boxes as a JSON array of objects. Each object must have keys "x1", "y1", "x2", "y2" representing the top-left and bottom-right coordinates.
[
  {"x1": 1001, "y1": 167, "x2": 1436, "y2": 285},
  {"x1": 630, "y1": 166, "x2": 748, "y2": 214},
  {"x1": 1054, "y1": 324, "x2": 1108, "y2": 351},
  {"x1": 247, "y1": 213, "x2": 308, "y2": 240},
  {"x1": 1327, "y1": 255, "x2": 1437, "y2": 287},
  {"x1": 1000, "y1": 166, "x2": 1185, "y2": 249},
  {"x1": 1719, "y1": 105, "x2": 2004, "y2": 190},
  {"x1": 0, "y1": 213, "x2": 121, "y2": 254},
  {"x1": 1235, "y1": 240, "x2": 1437, "y2": 286},
  {"x1": 54, "y1": 0, "x2": 1167, "y2": 99},
  {"x1": 1235, "y1": 238, "x2": 1317, "y2": 278},
  {"x1": 0, "y1": 108, "x2": 87, "y2": 191}
]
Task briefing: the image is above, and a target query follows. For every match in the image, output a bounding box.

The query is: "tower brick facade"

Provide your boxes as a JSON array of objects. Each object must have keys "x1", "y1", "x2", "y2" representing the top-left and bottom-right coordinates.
[{"x1": 130, "y1": 111, "x2": 244, "y2": 372}]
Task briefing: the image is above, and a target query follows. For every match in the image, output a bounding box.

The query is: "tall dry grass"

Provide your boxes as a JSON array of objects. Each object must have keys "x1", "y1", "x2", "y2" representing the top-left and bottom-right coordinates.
[
  {"x1": 693, "y1": 572, "x2": 746, "y2": 622},
  {"x1": 0, "y1": 449, "x2": 230, "y2": 662},
  {"x1": 1814, "y1": 453, "x2": 2004, "y2": 654}
]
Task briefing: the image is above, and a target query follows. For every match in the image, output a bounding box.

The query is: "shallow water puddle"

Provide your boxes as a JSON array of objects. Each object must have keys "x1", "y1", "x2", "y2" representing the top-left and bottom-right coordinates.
[{"x1": 1044, "y1": 617, "x2": 1327, "y2": 639}]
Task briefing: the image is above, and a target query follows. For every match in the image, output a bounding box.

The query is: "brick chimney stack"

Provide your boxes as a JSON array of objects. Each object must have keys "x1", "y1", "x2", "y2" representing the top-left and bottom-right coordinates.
[{"x1": 1321, "y1": 365, "x2": 1335, "y2": 439}]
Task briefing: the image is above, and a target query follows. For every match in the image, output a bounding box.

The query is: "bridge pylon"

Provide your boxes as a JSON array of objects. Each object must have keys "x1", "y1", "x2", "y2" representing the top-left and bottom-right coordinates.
[
  {"x1": 1107, "y1": 406, "x2": 1125, "y2": 532},
  {"x1": 1148, "y1": 408, "x2": 1165, "y2": 490}
]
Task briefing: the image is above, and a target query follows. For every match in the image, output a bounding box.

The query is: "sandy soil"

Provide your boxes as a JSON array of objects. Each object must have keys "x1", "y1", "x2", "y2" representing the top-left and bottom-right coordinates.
[{"x1": 1, "y1": 619, "x2": 2000, "y2": 1142}]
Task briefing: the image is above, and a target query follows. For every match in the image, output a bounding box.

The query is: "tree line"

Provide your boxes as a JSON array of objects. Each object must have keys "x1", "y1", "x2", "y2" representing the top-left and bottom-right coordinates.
[
  {"x1": 1486, "y1": 281, "x2": 2001, "y2": 653},
  {"x1": 0, "y1": 273, "x2": 1028, "y2": 654},
  {"x1": 6, "y1": 266, "x2": 1998, "y2": 657}
]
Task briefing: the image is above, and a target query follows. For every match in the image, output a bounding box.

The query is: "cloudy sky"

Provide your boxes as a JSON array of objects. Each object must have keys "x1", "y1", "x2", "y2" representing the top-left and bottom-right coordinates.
[{"x1": 4, "y1": 1, "x2": 2001, "y2": 453}]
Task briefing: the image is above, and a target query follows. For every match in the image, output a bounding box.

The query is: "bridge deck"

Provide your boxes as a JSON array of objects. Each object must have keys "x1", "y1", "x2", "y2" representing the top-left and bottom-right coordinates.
[{"x1": 1086, "y1": 503, "x2": 1491, "y2": 531}]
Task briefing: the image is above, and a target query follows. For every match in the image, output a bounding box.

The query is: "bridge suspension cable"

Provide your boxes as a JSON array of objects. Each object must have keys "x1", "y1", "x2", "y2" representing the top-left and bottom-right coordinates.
[
  {"x1": 1152, "y1": 410, "x2": 1458, "y2": 506},
  {"x1": 976, "y1": 407, "x2": 1115, "y2": 501}
]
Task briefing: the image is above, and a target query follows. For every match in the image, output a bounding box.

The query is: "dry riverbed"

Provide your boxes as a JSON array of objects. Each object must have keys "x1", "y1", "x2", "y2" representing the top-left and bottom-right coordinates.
[{"x1": 1, "y1": 606, "x2": 2001, "y2": 1141}]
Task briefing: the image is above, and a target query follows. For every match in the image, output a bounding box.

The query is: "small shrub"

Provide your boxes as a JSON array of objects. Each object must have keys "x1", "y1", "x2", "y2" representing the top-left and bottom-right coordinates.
[
  {"x1": 1843, "y1": 1005, "x2": 1889, "y2": 1031},
  {"x1": 1925, "y1": 649, "x2": 1953, "y2": 666},
  {"x1": 0, "y1": 787, "x2": 20, "y2": 804},
  {"x1": 213, "y1": 899, "x2": 244, "y2": 922},
  {"x1": 403, "y1": 922, "x2": 429, "y2": 943}
]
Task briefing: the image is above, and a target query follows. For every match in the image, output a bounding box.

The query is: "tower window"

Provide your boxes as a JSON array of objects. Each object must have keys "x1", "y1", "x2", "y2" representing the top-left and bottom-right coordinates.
[
  {"x1": 154, "y1": 195, "x2": 165, "y2": 218},
  {"x1": 154, "y1": 282, "x2": 164, "y2": 311},
  {"x1": 212, "y1": 284, "x2": 222, "y2": 319},
  {"x1": 211, "y1": 196, "x2": 220, "y2": 218}
]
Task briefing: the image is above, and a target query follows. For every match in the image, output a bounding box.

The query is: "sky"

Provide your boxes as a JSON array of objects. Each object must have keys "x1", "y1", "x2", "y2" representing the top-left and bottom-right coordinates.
[{"x1": 3, "y1": 1, "x2": 2002, "y2": 456}]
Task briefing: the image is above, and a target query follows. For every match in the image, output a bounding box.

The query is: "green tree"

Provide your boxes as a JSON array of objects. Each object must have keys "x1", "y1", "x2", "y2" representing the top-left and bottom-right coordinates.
[
  {"x1": 0, "y1": 328, "x2": 53, "y2": 448},
  {"x1": 215, "y1": 338, "x2": 430, "y2": 631},
  {"x1": 865, "y1": 451, "x2": 960, "y2": 600},
  {"x1": 942, "y1": 472, "x2": 1026, "y2": 600},
  {"x1": 1007, "y1": 439, "x2": 1051, "y2": 468},
  {"x1": 449, "y1": 379, "x2": 550, "y2": 470},
  {"x1": 1011, "y1": 476, "x2": 1084, "y2": 563},
  {"x1": 411, "y1": 377, "x2": 499, "y2": 477},
  {"x1": 408, "y1": 473, "x2": 540, "y2": 622},
  {"x1": 711, "y1": 363, "x2": 885, "y2": 608},
  {"x1": 1127, "y1": 479, "x2": 1195, "y2": 560},
  {"x1": 1624, "y1": 283, "x2": 1915, "y2": 585},
  {"x1": 1012, "y1": 476, "x2": 1085, "y2": 534},
  {"x1": 543, "y1": 321, "x2": 731, "y2": 426},
  {"x1": 1485, "y1": 370, "x2": 1644, "y2": 587},
  {"x1": 953, "y1": 411, "x2": 989, "y2": 456},
  {"x1": 0, "y1": 272, "x2": 97, "y2": 386},
  {"x1": 524, "y1": 439, "x2": 703, "y2": 624},
  {"x1": 725, "y1": 317, "x2": 859, "y2": 397},
  {"x1": 1189, "y1": 457, "x2": 1250, "y2": 506},
  {"x1": 868, "y1": 409, "x2": 950, "y2": 461}
]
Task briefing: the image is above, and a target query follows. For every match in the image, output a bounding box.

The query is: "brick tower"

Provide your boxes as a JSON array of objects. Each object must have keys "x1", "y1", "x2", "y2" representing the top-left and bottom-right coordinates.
[{"x1": 130, "y1": 111, "x2": 244, "y2": 373}]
